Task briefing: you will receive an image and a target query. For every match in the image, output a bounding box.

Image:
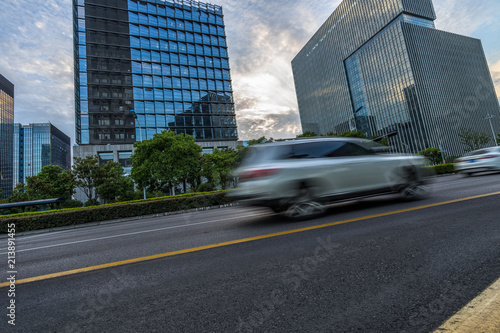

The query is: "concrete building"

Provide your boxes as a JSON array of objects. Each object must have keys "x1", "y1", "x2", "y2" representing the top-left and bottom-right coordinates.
[{"x1": 292, "y1": 0, "x2": 500, "y2": 156}]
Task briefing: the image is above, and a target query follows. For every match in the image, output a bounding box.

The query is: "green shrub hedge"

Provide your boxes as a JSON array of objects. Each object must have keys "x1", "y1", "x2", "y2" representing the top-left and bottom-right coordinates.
[
  {"x1": 0, "y1": 191, "x2": 231, "y2": 234},
  {"x1": 426, "y1": 163, "x2": 456, "y2": 175}
]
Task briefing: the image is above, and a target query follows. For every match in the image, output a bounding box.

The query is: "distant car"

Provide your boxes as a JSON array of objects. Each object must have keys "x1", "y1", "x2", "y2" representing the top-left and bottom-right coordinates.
[
  {"x1": 454, "y1": 147, "x2": 500, "y2": 176},
  {"x1": 231, "y1": 138, "x2": 431, "y2": 219}
]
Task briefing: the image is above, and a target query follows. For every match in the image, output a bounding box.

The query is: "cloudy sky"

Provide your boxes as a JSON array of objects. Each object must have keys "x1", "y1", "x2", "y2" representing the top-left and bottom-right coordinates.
[{"x1": 1, "y1": 0, "x2": 499, "y2": 144}]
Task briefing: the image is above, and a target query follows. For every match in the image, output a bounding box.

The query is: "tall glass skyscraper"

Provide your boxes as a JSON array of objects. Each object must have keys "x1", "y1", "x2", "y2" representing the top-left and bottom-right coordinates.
[
  {"x1": 73, "y1": 0, "x2": 238, "y2": 161},
  {"x1": 292, "y1": 0, "x2": 500, "y2": 156},
  {"x1": 13, "y1": 123, "x2": 71, "y2": 187},
  {"x1": 0, "y1": 74, "x2": 14, "y2": 198}
]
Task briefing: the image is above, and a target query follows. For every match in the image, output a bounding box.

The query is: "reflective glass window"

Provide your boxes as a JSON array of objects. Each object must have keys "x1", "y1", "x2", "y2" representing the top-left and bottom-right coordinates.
[
  {"x1": 80, "y1": 86, "x2": 88, "y2": 99},
  {"x1": 180, "y1": 66, "x2": 189, "y2": 76},
  {"x1": 176, "y1": 20, "x2": 184, "y2": 30},
  {"x1": 170, "y1": 53, "x2": 179, "y2": 64},
  {"x1": 196, "y1": 44, "x2": 204, "y2": 55},
  {"x1": 207, "y1": 69, "x2": 215, "y2": 79},
  {"x1": 153, "y1": 75, "x2": 162, "y2": 87},
  {"x1": 152, "y1": 63, "x2": 161, "y2": 75},
  {"x1": 171, "y1": 65, "x2": 180, "y2": 76},
  {"x1": 139, "y1": 25, "x2": 149, "y2": 36},
  {"x1": 138, "y1": 1, "x2": 147, "y2": 12},
  {"x1": 159, "y1": 28, "x2": 168, "y2": 39},
  {"x1": 180, "y1": 54, "x2": 188, "y2": 65},
  {"x1": 165, "y1": 102, "x2": 174, "y2": 114},
  {"x1": 223, "y1": 81, "x2": 231, "y2": 91},
  {"x1": 208, "y1": 80, "x2": 215, "y2": 90},
  {"x1": 133, "y1": 87, "x2": 144, "y2": 99},
  {"x1": 151, "y1": 51, "x2": 161, "y2": 62},
  {"x1": 182, "y1": 78, "x2": 190, "y2": 89},
  {"x1": 131, "y1": 36, "x2": 140, "y2": 48},
  {"x1": 192, "y1": 90, "x2": 200, "y2": 101},
  {"x1": 167, "y1": 18, "x2": 176, "y2": 28},
  {"x1": 214, "y1": 58, "x2": 221, "y2": 68},
  {"x1": 131, "y1": 61, "x2": 142, "y2": 73},
  {"x1": 155, "y1": 101, "x2": 164, "y2": 113},
  {"x1": 216, "y1": 80, "x2": 223, "y2": 91},
  {"x1": 143, "y1": 75, "x2": 153, "y2": 87},
  {"x1": 139, "y1": 13, "x2": 148, "y2": 24},
  {"x1": 212, "y1": 47, "x2": 220, "y2": 57},
  {"x1": 169, "y1": 41, "x2": 178, "y2": 52},
  {"x1": 221, "y1": 59, "x2": 229, "y2": 68},
  {"x1": 149, "y1": 15, "x2": 158, "y2": 26},
  {"x1": 190, "y1": 78, "x2": 199, "y2": 89},
  {"x1": 188, "y1": 55, "x2": 196, "y2": 65},
  {"x1": 178, "y1": 31, "x2": 186, "y2": 41},
  {"x1": 134, "y1": 101, "x2": 145, "y2": 112},
  {"x1": 160, "y1": 40, "x2": 169, "y2": 51},
  {"x1": 173, "y1": 77, "x2": 182, "y2": 88},
  {"x1": 205, "y1": 57, "x2": 213, "y2": 67},
  {"x1": 162, "y1": 64, "x2": 171, "y2": 75},
  {"x1": 210, "y1": 25, "x2": 217, "y2": 35},
  {"x1": 150, "y1": 27, "x2": 159, "y2": 39},
  {"x1": 156, "y1": 115, "x2": 166, "y2": 126},
  {"x1": 157, "y1": 5, "x2": 166, "y2": 16},
  {"x1": 164, "y1": 89, "x2": 173, "y2": 100},
  {"x1": 140, "y1": 37, "x2": 150, "y2": 48},
  {"x1": 197, "y1": 55, "x2": 205, "y2": 66},
  {"x1": 199, "y1": 79, "x2": 207, "y2": 90},
  {"x1": 144, "y1": 89, "x2": 154, "y2": 100},
  {"x1": 141, "y1": 50, "x2": 151, "y2": 61},
  {"x1": 189, "y1": 67, "x2": 198, "y2": 77},
  {"x1": 161, "y1": 52, "x2": 169, "y2": 62},
  {"x1": 145, "y1": 101, "x2": 154, "y2": 113},
  {"x1": 163, "y1": 77, "x2": 172, "y2": 88},
  {"x1": 215, "y1": 69, "x2": 222, "y2": 79},
  {"x1": 183, "y1": 90, "x2": 191, "y2": 101},
  {"x1": 147, "y1": 3, "x2": 156, "y2": 14},
  {"x1": 220, "y1": 48, "x2": 227, "y2": 57},
  {"x1": 151, "y1": 38, "x2": 159, "y2": 50},
  {"x1": 158, "y1": 17, "x2": 166, "y2": 27},
  {"x1": 142, "y1": 63, "x2": 152, "y2": 74},
  {"x1": 218, "y1": 37, "x2": 226, "y2": 47},
  {"x1": 186, "y1": 32, "x2": 194, "y2": 42},
  {"x1": 193, "y1": 22, "x2": 201, "y2": 32},
  {"x1": 132, "y1": 74, "x2": 143, "y2": 86},
  {"x1": 217, "y1": 26, "x2": 224, "y2": 35},
  {"x1": 130, "y1": 24, "x2": 140, "y2": 36},
  {"x1": 173, "y1": 90, "x2": 182, "y2": 101},
  {"x1": 128, "y1": 0, "x2": 138, "y2": 11},
  {"x1": 131, "y1": 49, "x2": 141, "y2": 61}
]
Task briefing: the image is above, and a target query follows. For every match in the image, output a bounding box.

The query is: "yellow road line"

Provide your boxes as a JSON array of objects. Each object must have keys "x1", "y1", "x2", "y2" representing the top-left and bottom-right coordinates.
[
  {"x1": 2, "y1": 190, "x2": 500, "y2": 288},
  {"x1": 434, "y1": 277, "x2": 500, "y2": 332}
]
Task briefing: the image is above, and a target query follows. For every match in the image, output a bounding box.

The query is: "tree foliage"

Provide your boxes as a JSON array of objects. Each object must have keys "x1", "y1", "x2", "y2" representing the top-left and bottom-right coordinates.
[
  {"x1": 131, "y1": 130, "x2": 202, "y2": 195},
  {"x1": 296, "y1": 131, "x2": 318, "y2": 138},
  {"x1": 73, "y1": 156, "x2": 132, "y2": 204},
  {"x1": 418, "y1": 147, "x2": 443, "y2": 165},
  {"x1": 458, "y1": 128, "x2": 491, "y2": 152},
  {"x1": 202, "y1": 148, "x2": 239, "y2": 189}
]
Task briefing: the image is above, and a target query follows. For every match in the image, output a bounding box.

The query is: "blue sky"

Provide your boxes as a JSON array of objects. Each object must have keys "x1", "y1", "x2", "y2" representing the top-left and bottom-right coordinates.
[{"x1": 0, "y1": 0, "x2": 499, "y2": 143}]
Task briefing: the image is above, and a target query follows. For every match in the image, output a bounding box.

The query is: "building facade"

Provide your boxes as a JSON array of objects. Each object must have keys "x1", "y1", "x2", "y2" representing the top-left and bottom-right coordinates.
[
  {"x1": 73, "y1": 0, "x2": 238, "y2": 164},
  {"x1": 292, "y1": 0, "x2": 500, "y2": 156},
  {"x1": 0, "y1": 74, "x2": 14, "y2": 198},
  {"x1": 13, "y1": 123, "x2": 71, "y2": 186}
]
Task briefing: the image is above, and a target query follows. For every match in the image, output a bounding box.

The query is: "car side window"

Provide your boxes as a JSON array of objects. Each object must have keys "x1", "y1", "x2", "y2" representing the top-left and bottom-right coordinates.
[
  {"x1": 291, "y1": 142, "x2": 345, "y2": 159},
  {"x1": 326, "y1": 143, "x2": 373, "y2": 157}
]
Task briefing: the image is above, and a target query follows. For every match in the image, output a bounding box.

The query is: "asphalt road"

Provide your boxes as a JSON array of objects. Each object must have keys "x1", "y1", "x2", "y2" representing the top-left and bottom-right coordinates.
[{"x1": 1, "y1": 173, "x2": 500, "y2": 332}]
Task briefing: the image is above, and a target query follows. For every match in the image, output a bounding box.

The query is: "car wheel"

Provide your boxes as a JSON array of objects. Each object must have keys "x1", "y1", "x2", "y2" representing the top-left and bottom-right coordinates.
[
  {"x1": 283, "y1": 183, "x2": 325, "y2": 220},
  {"x1": 401, "y1": 185, "x2": 430, "y2": 201}
]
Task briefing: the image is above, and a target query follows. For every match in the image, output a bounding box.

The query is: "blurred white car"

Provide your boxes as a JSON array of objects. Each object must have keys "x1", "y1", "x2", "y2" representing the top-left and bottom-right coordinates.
[
  {"x1": 455, "y1": 146, "x2": 500, "y2": 176},
  {"x1": 231, "y1": 138, "x2": 431, "y2": 219}
]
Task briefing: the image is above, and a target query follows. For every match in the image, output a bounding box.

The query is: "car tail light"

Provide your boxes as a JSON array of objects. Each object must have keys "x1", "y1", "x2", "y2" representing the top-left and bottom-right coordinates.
[
  {"x1": 479, "y1": 154, "x2": 499, "y2": 159},
  {"x1": 240, "y1": 168, "x2": 280, "y2": 180}
]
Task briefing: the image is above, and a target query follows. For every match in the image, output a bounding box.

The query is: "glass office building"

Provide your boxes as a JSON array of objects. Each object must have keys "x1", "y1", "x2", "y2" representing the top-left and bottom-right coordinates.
[
  {"x1": 0, "y1": 74, "x2": 14, "y2": 198},
  {"x1": 73, "y1": 0, "x2": 238, "y2": 153},
  {"x1": 13, "y1": 123, "x2": 71, "y2": 186},
  {"x1": 292, "y1": 0, "x2": 500, "y2": 156}
]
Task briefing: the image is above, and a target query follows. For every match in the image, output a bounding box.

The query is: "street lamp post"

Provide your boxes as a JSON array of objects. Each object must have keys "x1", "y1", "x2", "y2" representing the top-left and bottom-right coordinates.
[
  {"x1": 485, "y1": 113, "x2": 498, "y2": 146},
  {"x1": 130, "y1": 110, "x2": 146, "y2": 199}
]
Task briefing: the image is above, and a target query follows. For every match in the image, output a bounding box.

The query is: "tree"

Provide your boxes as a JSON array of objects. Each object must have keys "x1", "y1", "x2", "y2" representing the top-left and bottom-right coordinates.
[
  {"x1": 457, "y1": 128, "x2": 491, "y2": 152},
  {"x1": 131, "y1": 130, "x2": 202, "y2": 195},
  {"x1": 29, "y1": 165, "x2": 75, "y2": 199},
  {"x1": 202, "y1": 148, "x2": 239, "y2": 189},
  {"x1": 418, "y1": 147, "x2": 443, "y2": 165},
  {"x1": 73, "y1": 156, "x2": 133, "y2": 204},
  {"x1": 96, "y1": 162, "x2": 135, "y2": 203},
  {"x1": 72, "y1": 156, "x2": 103, "y2": 202}
]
